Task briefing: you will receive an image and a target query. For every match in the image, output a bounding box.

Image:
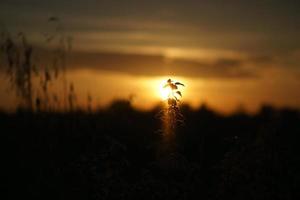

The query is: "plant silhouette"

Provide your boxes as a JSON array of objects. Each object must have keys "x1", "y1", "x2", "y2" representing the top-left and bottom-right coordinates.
[
  {"x1": 0, "y1": 18, "x2": 72, "y2": 111},
  {"x1": 163, "y1": 78, "x2": 185, "y2": 107},
  {"x1": 161, "y1": 78, "x2": 185, "y2": 138}
]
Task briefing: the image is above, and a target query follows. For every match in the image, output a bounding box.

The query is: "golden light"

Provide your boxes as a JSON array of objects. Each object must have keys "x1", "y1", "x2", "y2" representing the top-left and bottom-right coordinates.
[
  {"x1": 139, "y1": 76, "x2": 187, "y2": 103},
  {"x1": 159, "y1": 83, "x2": 172, "y2": 100},
  {"x1": 158, "y1": 78, "x2": 185, "y2": 101}
]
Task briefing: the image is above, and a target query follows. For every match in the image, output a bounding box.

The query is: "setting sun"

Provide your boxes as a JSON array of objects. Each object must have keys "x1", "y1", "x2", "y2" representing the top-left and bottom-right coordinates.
[
  {"x1": 158, "y1": 78, "x2": 185, "y2": 101},
  {"x1": 159, "y1": 83, "x2": 172, "y2": 100}
]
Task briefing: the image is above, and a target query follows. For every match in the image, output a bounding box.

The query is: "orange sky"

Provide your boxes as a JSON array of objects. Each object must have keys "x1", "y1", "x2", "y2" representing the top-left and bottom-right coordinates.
[
  {"x1": 1, "y1": 0, "x2": 300, "y2": 113},
  {"x1": 1, "y1": 65, "x2": 300, "y2": 114}
]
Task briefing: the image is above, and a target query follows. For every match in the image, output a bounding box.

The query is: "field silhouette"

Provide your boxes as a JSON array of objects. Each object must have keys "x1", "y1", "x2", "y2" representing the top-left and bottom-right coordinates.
[
  {"x1": 1, "y1": 0, "x2": 300, "y2": 198},
  {"x1": 2, "y1": 101, "x2": 300, "y2": 200}
]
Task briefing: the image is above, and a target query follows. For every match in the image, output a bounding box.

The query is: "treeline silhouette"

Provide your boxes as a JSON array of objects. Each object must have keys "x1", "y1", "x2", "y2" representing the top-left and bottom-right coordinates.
[{"x1": 2, "y1": 101, "x2": 300, "y2": 200}]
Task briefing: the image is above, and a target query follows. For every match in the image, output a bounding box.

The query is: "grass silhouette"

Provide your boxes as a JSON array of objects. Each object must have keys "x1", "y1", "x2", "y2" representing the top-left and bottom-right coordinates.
[
  {"x1": 161, "y1": 78, "x2": 185, "y2": 136},
  {"x1": 157, "y1": 79, "x2": 185, "y2": 169}
]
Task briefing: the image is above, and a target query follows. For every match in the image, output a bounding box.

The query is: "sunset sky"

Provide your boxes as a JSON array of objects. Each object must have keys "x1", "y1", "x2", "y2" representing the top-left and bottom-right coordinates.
[{"x1": 0, "y1": 0, "x2": 300, "y2": 113}]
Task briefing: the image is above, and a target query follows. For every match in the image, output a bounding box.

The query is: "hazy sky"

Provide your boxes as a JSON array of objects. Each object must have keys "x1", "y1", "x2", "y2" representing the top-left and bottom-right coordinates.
[
  {"x1": 0, "y1": 0, "x2": 300, "y2": 112},
  {"x1": 1, "y1": 0, "x2": 299, "y2": 52}
]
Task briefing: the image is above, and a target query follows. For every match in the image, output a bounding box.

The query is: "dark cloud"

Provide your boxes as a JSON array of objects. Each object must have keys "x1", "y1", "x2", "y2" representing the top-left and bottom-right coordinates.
[
  {"x1": 67, "y1": 51, "x2": 257, "y2": 78},
  {"x1": 247, "y1": 55, "x2": 274, "y2": 63},
  {"x1": 1, "y1": 0, "x2": 299, "y2": 78},
  {"x1": 1, "y1": 0, "x2": 299, "y2": 56}
]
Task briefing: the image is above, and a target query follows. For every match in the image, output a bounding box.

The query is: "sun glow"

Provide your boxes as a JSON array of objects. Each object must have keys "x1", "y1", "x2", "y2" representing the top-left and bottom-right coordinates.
[
  {"x1": 138, "y1": 76, "x2": 188, "y2": 104},
  {"x1": 158, "y1": 78, "x2": 186, "y2": 101},
  {"x1": 159, "y1": 83, "x2": 172, "y2": 100}
]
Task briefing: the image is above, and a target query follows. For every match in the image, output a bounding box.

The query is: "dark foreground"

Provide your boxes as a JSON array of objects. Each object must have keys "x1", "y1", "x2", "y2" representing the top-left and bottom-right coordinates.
[{"x1": 2, "y1": 101, "x2": 300, "y2": 200}]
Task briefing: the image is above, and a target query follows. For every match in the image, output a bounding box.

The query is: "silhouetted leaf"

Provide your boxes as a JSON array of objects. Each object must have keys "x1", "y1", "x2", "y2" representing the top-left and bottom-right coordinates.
[
  {"x1": 176, "y1": 91, "x2": 182, "y2": 97},
  {"x1": 48, "y1": 17, "x2": 59, "y2": 22},
  {"x1": 175, "y1": 82, "x2": 185, "y2": 86}
]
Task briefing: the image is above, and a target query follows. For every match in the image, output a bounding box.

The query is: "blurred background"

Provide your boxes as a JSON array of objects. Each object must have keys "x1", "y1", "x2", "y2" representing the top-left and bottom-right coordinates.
[
  {"x1": 0, "y1": 0, "x2": 300, "y2": 113},
  {"x1": 1, "y1": 1, "x2": 300, "y2": 200}
]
